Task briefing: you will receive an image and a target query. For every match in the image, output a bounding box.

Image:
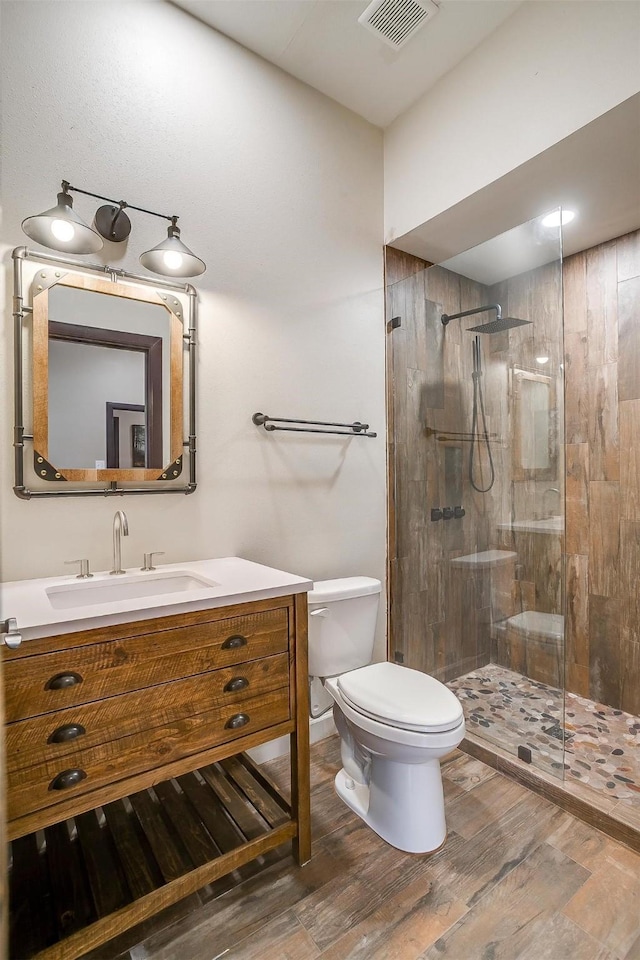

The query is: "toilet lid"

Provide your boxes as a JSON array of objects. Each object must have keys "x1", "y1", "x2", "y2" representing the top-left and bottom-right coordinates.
[{"x1": 337, "y1": 662, "x2": 464, "y2": 733}]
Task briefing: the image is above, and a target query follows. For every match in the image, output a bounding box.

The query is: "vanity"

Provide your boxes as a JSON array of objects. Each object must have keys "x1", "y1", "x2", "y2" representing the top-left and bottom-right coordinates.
[{"x1": 2, "y1": 558, "x2": 312, "y2": 960}]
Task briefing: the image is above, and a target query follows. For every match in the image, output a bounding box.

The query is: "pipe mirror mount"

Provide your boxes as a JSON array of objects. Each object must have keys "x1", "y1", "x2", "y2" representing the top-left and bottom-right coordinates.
[{"x1": 12, "y1": 246, "x2": 197, "y2": 499}]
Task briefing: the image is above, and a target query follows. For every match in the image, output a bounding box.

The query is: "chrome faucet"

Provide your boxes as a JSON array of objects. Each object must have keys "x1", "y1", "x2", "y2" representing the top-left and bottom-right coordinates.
[{"x1": 110, "y1": 510, "x2": 129, "y2": 575}]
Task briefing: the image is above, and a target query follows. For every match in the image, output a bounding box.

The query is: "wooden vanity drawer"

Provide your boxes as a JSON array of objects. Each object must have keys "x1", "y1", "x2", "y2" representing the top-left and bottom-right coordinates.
[
  {"x1": 7, "y1": 685, "x2": 291, "y2": 826},
  {"x1": 5, "y1": 607, "x2": 288, "y2": 723},
  {"x1": 6, "y1": 653, "x2": 289, "y2": 775}
]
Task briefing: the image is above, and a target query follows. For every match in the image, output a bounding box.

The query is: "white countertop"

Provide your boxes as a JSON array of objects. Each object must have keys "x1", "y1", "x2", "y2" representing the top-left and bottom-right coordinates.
[{"x1": 1, "y1": 557, "x2": 313, "y2": 642}]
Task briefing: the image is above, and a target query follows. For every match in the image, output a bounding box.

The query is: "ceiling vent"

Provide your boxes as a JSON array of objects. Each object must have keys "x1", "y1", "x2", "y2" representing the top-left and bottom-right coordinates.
[{"x1": 358, "y1": 0, "x2": 439, "y2": 50}]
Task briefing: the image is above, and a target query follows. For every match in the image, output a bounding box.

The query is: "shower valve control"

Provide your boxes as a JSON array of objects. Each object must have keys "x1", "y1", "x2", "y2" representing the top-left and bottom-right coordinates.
[{"x1": 431, "y1": 506, "x2": 465, "y2": 522}]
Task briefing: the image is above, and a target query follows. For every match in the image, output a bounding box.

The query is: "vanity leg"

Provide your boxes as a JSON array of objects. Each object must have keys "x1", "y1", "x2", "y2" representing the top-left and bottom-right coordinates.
[{"x1": 291, "y1": 593, "x2": 311, "y2": 865}]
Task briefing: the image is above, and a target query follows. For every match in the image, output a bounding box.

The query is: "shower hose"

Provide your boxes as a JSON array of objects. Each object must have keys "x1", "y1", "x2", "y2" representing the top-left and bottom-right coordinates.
[{"x1": 469, "y1": 335, "x2": 495, "y2": 493}]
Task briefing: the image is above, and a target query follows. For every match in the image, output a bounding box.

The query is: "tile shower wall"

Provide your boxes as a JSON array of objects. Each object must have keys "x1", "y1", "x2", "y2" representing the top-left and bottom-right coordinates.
[
  {"x1": 490, "y1": 262, "x2": 565, "y2": 689},
  {"x1": 564, "y1": 229, "x2": 640, "y2": 714},
  {"x1": 387, "y1": 249, "x2": 497, "y2": 680},
  {"x1": 387, "y1": 245, "x2": 564, "y2": 686}
]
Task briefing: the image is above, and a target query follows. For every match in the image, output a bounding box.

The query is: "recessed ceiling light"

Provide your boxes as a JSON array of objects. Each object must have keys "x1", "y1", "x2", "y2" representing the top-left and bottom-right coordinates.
[
  {"x1": 536, "y1": 356, "x2": 550, "y2": 365},
  {"x1": 541, "y1": 210, "x2": 576, "y2": 228}
]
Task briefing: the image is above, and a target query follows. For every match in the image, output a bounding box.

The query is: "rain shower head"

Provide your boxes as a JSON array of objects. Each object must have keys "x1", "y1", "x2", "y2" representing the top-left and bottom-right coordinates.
[
  {"x1": 468, "y1": 315, "x2": 531, "y2": 334},
  {"x1": 441, "y1": 303, "x2": 532, "y2": 335}
]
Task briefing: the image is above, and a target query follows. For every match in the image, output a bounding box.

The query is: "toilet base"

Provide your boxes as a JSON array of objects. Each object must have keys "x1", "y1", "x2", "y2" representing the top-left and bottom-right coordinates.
[{"x1": 334, "y1": 754, "x2": 448, "y2": 854}]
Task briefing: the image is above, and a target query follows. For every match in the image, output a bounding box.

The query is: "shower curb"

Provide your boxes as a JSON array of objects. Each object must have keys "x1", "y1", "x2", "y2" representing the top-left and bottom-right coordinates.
[{"x1": 459, "y1": 735, "x2": 640, "y2": 854}]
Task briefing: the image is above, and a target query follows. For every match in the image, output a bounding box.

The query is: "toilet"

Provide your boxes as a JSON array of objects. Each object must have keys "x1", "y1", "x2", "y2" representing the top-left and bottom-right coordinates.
[{"x1": 308, "y1": 577, "x2": 465, "y2": 854}]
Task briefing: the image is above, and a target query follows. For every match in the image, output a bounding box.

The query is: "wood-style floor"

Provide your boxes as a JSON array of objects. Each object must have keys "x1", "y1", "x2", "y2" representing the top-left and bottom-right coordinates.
[{"x1": 88, "y1": 736, "x2": 640, "y2": 960}]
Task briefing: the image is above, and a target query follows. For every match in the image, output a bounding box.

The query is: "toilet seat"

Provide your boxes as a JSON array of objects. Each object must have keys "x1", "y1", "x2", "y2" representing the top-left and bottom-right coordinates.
[
  {"x1": 326, "y1": 676, "x2": 465, "y2": 750},
  {"x1": 337, "y1": 662, "x2": 464, "y2": 734}
]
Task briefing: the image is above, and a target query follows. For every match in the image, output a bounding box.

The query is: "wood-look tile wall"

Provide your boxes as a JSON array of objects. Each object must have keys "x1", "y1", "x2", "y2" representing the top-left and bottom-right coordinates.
[
  {"x1": 385, "y1": 249, "x2": 566, "y2": 682},
  {"x1": 387, "y1": 230, "x2": 640, "y2": 714},
  {"x1": 387, "y1": 247, "x2": 565, "y2": 689},
  {"x1": 564, "y1": 229, "x2": 640, "y2": 713},
  {"x1": 387, "y1": 249, "x2": 493, "y2": 681}
]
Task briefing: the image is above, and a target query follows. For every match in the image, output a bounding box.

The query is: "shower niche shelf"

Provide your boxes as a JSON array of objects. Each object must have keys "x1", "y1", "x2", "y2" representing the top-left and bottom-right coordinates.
[{"x1": 449, "y1": 550, "x2": 517, "y2": 570}]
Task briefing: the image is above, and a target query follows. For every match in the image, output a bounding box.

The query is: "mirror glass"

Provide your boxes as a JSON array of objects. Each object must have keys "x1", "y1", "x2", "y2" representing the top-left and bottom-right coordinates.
[
  {"x1": 31, "y1": 270, "x2": 185, "y2": 483},
  {"x1": 47, "y1": 286, "x2": 171, "y2": 470},
  {"x1": 512, "y1": 367, "x2": 556, "y2": 479},
  {"x1": 519, "y1": 376, "x2": 551, "y2": 471}
]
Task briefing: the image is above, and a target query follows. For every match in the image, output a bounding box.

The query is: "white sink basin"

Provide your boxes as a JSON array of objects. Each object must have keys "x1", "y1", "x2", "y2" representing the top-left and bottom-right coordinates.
[
  {"x1": 1, "y1": 557, "x2": 313, "y2": 642},
  {"x1": 46, "y1": 571, "x2": 218, "y2": 609}
]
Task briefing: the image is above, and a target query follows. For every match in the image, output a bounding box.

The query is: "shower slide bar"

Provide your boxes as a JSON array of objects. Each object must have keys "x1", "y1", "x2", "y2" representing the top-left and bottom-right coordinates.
[
  {"x1": 436, "y1": 434, "x2": 498, "y2": 443},
  {"x1": 425, "y1": 427, "x2": 502, "y2": 443},
  {"x1": 252, "y1": 413, "x2": 377, "y2": 438}
]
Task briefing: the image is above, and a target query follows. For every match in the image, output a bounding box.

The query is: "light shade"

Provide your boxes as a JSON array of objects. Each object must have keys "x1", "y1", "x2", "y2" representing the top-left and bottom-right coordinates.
[
  {"x1": 139, "y1": 223, "x2": 206, "y2": 278},
  {"x1": 22, "y1": 190, "x2": 104, "y2": 254}
]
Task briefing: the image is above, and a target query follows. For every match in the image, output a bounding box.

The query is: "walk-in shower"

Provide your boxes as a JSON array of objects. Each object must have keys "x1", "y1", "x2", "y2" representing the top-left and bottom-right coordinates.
[{"x1": 388, "y1": 212, "x2": 640, "y2": 826}]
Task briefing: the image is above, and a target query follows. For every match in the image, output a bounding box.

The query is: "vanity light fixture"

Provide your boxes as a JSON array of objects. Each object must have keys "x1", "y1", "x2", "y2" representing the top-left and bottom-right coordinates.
[
  {"x1": 21, "y1": 180, "x2": 206, "y2": 277},
  {"x1": 21, "y1": 183, "x2": 104, "y2": 255},
  {"x1": 139, "y1": 218, "x2": 206, "y2": 278}
]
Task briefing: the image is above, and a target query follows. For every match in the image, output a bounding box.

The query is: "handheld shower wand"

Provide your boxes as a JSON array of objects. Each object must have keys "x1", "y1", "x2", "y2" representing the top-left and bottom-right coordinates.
[{"x1": 469, "y1": 336, "x2": 495, "y2": 493}]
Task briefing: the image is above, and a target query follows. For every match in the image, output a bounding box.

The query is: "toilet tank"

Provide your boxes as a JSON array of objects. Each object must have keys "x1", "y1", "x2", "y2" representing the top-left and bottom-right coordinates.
[{"x1": 307, "y1": 577, "x2": 381, "y2": 678}]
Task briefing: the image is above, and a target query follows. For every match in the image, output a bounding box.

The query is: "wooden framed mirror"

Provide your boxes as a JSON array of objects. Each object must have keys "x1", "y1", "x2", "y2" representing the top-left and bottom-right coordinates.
[{"x1": 13, "y1": 248, "x2": 197, "y2": 498}]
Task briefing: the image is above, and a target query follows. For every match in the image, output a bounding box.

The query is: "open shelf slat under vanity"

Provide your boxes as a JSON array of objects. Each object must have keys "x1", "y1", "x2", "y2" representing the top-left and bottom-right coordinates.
[{"x1": 9, "y1": 754, "x2": 295, "y2": 960}]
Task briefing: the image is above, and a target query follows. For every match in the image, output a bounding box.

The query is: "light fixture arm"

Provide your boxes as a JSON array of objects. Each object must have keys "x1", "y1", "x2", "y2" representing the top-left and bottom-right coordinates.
[
  {"x1": 62, "y1": 180, "x2": 178, "y2": 224},
  {"x1": 107, "y1": 202, "x2": 127, "y2": 238}
]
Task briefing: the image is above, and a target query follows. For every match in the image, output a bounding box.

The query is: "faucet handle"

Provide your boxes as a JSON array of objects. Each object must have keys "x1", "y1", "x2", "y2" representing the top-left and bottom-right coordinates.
[
  {"x1": 141, "y1": 551, "x2": 165, "y2": 572},
  {"x1": 64, "y1": 559, "x2": 93, "y2": 579}
]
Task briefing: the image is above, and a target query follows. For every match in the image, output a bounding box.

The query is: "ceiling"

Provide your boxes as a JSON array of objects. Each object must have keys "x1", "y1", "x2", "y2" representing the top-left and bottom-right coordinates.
[
  {"x1": 174, "y1": 0, "x2": 523, "y2": 128},
  {"x1": 173, "y1": 0, "x2": 639, "y2": 280}
]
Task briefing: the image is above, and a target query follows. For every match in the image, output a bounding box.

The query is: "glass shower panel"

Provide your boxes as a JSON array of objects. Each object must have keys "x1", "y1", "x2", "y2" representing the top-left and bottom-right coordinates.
[{"x1": 389, "y1": 213, "x2": 565, "y2": 779}]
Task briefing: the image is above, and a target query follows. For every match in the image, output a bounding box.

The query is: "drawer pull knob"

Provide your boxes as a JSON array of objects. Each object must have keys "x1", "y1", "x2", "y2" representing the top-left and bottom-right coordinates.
[
  {"x1": 49, "y1": 723, "x2": 86, "y2": 744},
  {"x1": 221, "y1": 634, "x2": 247, "y2": 650},
  {"x1": 225, "y1": 713, "x2": 250, "y2": 730},
  {"x1": 46, "y1": 672, "x2": 83, "y2": 690},
  {"x1": 49, "y1": 769, "x2": 87, "y2": 791},
  {"x1": 224, "y1": 676, "x2": 249, "y2": 693}
]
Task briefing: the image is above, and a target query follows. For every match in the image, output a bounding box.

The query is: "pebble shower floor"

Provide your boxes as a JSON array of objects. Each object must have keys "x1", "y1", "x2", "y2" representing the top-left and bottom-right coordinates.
[{"x1": 448, "y1": 664, "x2": 640, "y2": 804}]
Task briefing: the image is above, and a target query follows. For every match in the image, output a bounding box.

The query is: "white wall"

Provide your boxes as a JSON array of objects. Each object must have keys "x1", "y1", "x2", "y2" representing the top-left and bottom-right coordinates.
[
  {"x1": 0, "y1": 2, "x2": 387, "y2": 657},
  {"x1": 384, "y1": 0, "x2": 640, "y2": 242}
]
